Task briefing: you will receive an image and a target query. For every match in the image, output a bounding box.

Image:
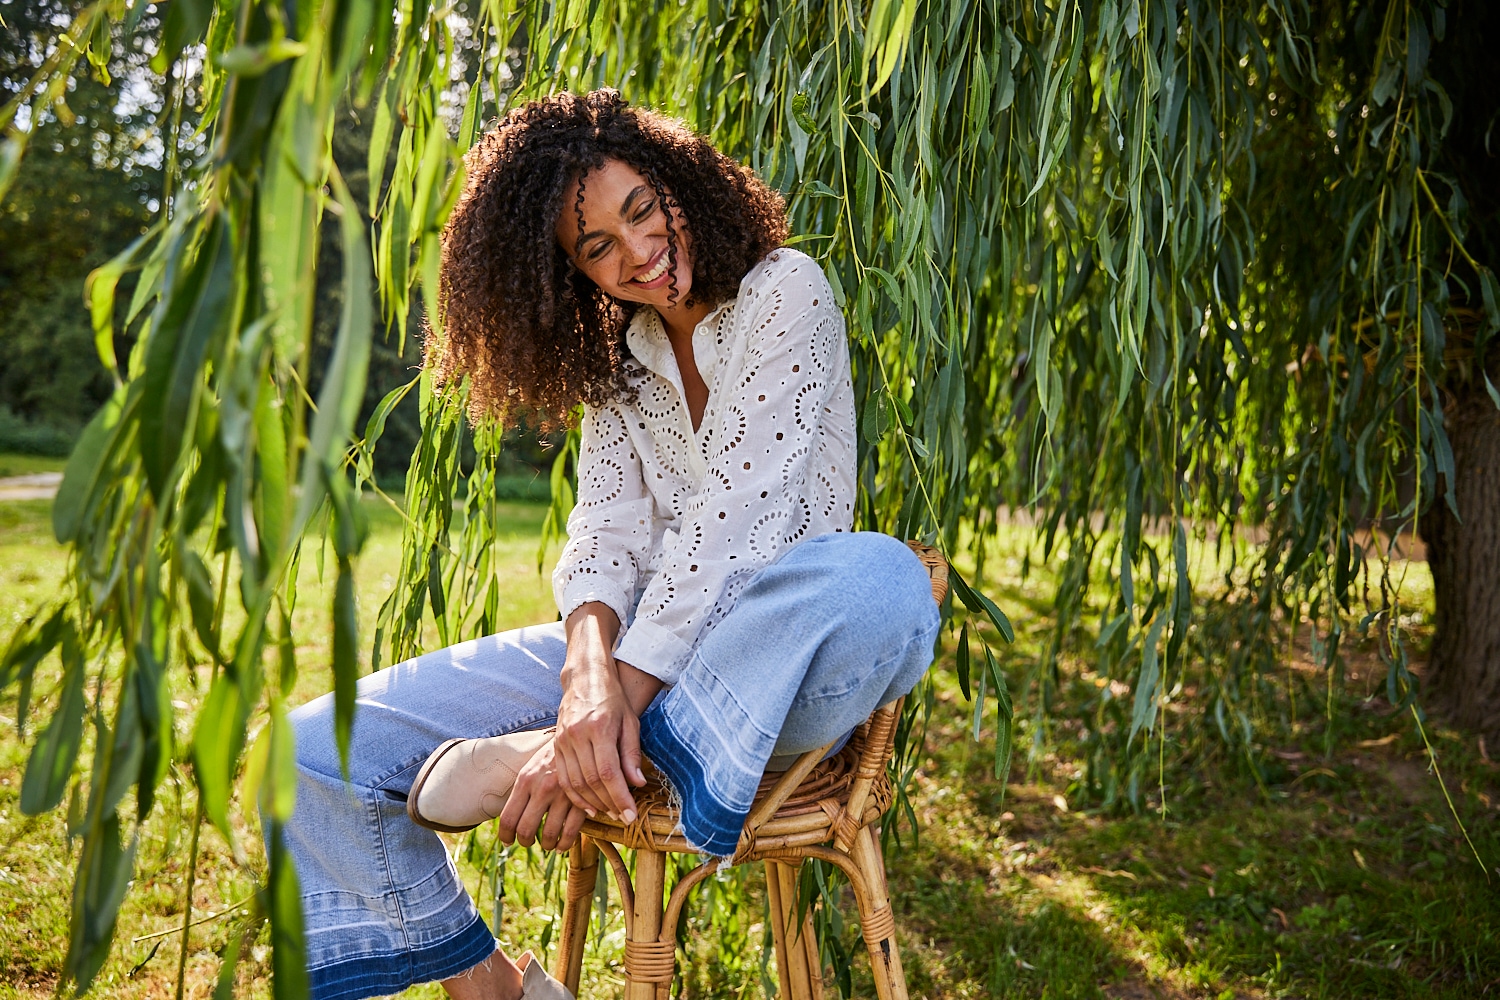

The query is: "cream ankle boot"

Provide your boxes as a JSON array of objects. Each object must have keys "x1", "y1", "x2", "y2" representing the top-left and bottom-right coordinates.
[
  {"x1": 406, "y1": 727, "x2": 555, "y2": 833},
  {"x1": 516, "y1": 951, "x2": 574, "y2": 1000}
]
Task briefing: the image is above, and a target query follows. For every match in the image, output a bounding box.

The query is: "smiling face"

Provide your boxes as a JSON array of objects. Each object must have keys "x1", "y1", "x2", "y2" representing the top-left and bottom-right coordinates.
[{"x1": 554, "y1": 158, "x2": 696, "y2": 317}]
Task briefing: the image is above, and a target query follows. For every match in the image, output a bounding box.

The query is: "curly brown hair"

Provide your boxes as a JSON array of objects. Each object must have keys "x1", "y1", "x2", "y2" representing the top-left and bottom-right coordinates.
[{"x1": 430, "y1": 89, "x2": 789, "y2": 426}]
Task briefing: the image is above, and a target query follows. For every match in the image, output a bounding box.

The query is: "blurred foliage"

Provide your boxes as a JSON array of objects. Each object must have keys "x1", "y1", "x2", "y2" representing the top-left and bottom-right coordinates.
[
  {"x1": 0, "y1": 0, "x2": 1497, "y2": 997},
  {"x1": 0, "y1": 0, "x2": 159, "y2": 445}
]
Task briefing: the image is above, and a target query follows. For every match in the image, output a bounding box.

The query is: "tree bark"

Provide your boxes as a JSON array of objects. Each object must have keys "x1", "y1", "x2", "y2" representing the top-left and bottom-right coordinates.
[{"x1": 1420, "y1": 385, "x2": 1500, "y2": 736}]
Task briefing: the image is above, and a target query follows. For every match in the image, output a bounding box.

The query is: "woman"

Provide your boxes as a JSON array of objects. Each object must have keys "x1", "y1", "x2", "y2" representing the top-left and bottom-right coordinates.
[{"x1": 284, "y1": 90, "x2": 940, "y2": 1000}]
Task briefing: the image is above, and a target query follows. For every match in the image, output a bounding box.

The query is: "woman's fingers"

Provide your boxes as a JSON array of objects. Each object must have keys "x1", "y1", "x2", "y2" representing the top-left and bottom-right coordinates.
[
  {"x1": 620, "y1": 715, "x2": 647, "y2": 787},
  {"x1": 584, "y1": 737, "x2": 638, "y2": 821},
  {"x1": 561, "y1": 801, "x2": 589, "y2": 848},
  {"x1": 557, "y1": 713, "x2": 637, "y2": 819},
  {"x1": 499, "y1": 744, "x2": 561, "y2": 845},
  {"x1": 501, "y1": 773, "x2": 555, "y2": 851},
  {"x1": 555, "y1": 744, "x2": 605, "y2": 816},
  {"x1": 539, "y1": 798, "x2": 590, "y2": 853},
  {"x1": 556, "y1": 727, "x2": 615, "y2": 815}
]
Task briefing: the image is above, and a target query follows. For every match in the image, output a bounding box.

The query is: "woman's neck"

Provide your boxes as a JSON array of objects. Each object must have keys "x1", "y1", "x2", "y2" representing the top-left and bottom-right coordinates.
[{"x1": 657, "y1": 296, "x2": 715, "y2": 345}]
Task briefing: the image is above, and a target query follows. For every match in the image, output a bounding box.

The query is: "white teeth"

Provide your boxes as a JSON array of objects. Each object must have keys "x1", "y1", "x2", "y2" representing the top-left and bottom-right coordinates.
[{"x1": 634, "y1": 255, "x2": 669, "y2": 283}]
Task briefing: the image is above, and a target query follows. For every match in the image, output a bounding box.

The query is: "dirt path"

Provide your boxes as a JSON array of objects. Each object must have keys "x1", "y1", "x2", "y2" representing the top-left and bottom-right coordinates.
[{"x1": 0, "y1": 473, "x2": 61, "y2": 500}]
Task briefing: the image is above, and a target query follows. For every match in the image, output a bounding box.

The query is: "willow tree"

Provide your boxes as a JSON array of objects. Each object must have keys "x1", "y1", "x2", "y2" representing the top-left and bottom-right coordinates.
[{"x1": 2, "y1": 0, "x2": 1496, "y2": 993}]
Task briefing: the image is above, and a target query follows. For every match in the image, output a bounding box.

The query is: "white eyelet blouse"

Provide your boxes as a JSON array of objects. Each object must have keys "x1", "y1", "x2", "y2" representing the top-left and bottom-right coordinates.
[{"x1": 550, "y1": 248, "x2": 856, "y2": 684}]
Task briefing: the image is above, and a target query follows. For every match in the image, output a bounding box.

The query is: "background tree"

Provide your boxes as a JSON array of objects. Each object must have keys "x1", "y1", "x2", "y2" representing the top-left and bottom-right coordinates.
[
  {"x1": 0, "y1": 0, "x2": 1495, "y2": 995},
  {"x1": 0, "y1": 0, "x2": 160, "y2": 451}
]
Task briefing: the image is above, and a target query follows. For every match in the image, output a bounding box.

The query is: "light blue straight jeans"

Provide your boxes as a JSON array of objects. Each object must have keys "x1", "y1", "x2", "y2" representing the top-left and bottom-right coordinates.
[{"x1": 284, "y1": 532, "x2": 940, "y2": 1000}]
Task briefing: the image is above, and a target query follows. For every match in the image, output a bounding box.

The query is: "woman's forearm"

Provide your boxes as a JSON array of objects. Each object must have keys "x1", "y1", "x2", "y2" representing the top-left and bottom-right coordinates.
[
  {"x1": 562, "y1": 602, "x2": 621, "y2": 679},
  {"x1": 561, "y1": 602, "x2": 661, "y2": 716}
]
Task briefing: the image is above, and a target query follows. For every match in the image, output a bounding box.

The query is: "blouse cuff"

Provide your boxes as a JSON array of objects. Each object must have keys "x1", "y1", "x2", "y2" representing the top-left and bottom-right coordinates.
[
  {"x1": 613, "y1": 619, "x2": 692, "y2": 686},
  {"x1": 556, "y1": 578, "x2": 634, "y2": 631}
]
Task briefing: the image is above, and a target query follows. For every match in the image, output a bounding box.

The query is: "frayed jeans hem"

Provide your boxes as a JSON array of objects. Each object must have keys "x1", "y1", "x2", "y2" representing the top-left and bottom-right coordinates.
[{"x1": 306, "y1": 913, "x2": 497, "y2": 1000}]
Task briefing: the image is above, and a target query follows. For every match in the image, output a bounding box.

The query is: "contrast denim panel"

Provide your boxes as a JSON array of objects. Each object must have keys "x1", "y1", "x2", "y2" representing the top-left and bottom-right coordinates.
[
  {"x1": 307, "y1": 915, "x2": 497, "y2": 1000},
  {"x1": 639, "y1": 532, "x2": 941, "y2": 855},
  {"x1": 282, "y1": 532, "x2": 939, "y2": 999}
]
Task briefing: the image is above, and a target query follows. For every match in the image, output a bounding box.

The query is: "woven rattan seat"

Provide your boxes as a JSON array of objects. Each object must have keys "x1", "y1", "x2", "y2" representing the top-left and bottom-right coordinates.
[{"x1": 551, "y1": 542, "x2": 947, "y2": 1000}]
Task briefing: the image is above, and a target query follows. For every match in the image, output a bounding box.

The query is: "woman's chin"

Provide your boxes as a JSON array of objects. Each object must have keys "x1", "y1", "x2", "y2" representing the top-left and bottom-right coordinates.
[{"x1": 662, "y1": 264, "x2": 695, "y2": 309}]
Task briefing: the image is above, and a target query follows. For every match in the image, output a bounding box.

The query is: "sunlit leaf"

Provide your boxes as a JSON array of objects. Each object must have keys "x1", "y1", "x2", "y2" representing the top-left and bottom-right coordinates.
[
  {"x1": 20, "y1": 628, "x2": 86, "y2": 815},
  {"x1": 193, "y1": 673, "x2": 247, "y2": 840},
  {"x1": 955, "y1": 621, "x2": 971, "y2": 701}
]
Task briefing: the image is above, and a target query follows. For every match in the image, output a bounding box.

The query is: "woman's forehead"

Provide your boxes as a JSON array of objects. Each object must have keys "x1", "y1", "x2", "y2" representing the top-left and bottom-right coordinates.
[{"x1": 569, "y1": 158, "x2": 650, "y2": 211}]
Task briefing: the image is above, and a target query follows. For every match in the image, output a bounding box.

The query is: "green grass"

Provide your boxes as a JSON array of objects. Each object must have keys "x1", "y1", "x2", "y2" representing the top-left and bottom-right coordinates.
[
  {"x1": 0, "y1": 453, "x2": 67, "y2": 479},
  {"x1": 1, "y1": 497, "x2": 1497, "y2": 999}
]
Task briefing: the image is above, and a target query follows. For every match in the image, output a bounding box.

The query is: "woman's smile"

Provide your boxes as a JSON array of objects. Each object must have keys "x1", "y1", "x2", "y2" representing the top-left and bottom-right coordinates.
[{"x1": 630, "y1": 246, "x2": 672, "y2": 287}]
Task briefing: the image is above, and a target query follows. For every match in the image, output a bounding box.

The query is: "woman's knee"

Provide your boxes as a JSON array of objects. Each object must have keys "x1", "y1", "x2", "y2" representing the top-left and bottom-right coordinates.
[
  {"x1": 288, "y1": 694, "x2": 343, "y2": 780},
  {"x1": 796, "y1": 531, "x2": 935, "y2": 613}
]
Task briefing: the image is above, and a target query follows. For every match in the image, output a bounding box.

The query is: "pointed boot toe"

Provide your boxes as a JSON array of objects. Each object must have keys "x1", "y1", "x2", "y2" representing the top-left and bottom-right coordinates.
[{"x1": 517, "y1": 951, "x2": 575, "y2": 1000}]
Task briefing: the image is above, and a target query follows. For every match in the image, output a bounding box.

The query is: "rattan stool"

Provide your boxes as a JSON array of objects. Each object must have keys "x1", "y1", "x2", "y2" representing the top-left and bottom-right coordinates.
[{"x1": 550, "y1": 542, "x2": 948, "y2": 1000}]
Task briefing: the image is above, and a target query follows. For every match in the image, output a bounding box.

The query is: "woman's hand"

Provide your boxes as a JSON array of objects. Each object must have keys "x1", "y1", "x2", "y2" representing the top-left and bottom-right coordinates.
[
  {"x1": 496, "y1": 740, "x2": 588, "y2": 851},
  {"x1": 556, "y1": 604, "x2": 647, "y2": 821}
]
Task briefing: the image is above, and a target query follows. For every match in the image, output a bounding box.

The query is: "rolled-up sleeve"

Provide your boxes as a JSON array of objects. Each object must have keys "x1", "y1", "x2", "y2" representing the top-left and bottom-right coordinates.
[{"x1": 551, "y1": 402, "x2": 654, "y2": 627}]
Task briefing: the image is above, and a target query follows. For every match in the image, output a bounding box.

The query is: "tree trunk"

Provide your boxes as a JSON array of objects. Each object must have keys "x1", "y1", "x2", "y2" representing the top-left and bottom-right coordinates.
[{"x1": 1420, "y1": 384, "x2": 1500, "y2": 736}]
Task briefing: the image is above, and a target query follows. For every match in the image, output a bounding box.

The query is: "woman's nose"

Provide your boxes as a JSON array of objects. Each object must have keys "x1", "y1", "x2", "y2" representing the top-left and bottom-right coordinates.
[{"x1": 622, "y1": 231, "x2": 655, "y2": 265}]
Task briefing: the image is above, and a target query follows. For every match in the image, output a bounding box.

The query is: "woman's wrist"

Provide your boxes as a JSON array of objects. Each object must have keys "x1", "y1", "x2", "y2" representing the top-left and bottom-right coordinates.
[
  {"x1": 613, "y1": 658, "x2": 664, "y2": 716},
  {"x1": 560, "y1": 603, "x2": 662, "y2": 716}
]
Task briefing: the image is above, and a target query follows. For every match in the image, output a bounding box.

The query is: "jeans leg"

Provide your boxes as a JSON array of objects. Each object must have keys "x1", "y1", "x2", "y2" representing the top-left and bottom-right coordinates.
[
  {"x1": 638, "y1": 533, "x2": 940, "y2": 856},
  {"x1": 283, "y1": 623, "x2": 567, "y2": 1000}
]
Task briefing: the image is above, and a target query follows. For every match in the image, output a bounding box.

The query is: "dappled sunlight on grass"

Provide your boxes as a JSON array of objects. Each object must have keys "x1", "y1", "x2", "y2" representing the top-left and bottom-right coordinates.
[{"x1": 2, "y1": 499, "x2": 1497, "y2": 998}]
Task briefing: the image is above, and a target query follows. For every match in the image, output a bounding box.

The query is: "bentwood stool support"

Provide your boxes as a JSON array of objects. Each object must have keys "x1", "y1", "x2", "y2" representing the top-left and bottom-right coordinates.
[{"x1": 551, "y1": 542, "x2": 948, "y2": 1000}]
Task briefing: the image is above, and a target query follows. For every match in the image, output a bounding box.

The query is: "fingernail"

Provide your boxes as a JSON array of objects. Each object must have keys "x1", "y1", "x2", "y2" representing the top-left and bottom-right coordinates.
[
  {"x1": 584, "y1": 808, "x2": 596, "y2": 818},
  {"x1": 623, "y1": 809, "x2": 637, "y2": 823}
]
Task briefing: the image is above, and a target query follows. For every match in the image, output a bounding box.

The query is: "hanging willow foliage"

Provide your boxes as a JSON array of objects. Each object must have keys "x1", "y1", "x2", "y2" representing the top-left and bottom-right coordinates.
[{"x1": 2, "y1": 0, "x2": 1493, "y2": 993}]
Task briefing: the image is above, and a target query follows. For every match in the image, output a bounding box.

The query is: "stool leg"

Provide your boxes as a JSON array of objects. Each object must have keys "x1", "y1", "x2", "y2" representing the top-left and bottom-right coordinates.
[
  {"x1": 851, "y1": 827, "x2": 908, "y2": 1000},
  {"x1": 798, "y1": 881, "x2": 824, "y2": 1000},
  {"x1": 765, "y1": 860, "x2": 822, "y2": 1000},
  {"x1": 625, "y1": 849, "x2": 669, "y2": 1000},
  {"x1": 555, "y1": 838, "x2": 599, "y2": 995}
]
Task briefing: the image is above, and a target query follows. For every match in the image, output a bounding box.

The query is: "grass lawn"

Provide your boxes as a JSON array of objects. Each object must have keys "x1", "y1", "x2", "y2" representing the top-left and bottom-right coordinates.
[
  {"x1": 1, "y1": 495, "x2": 1497, "y2": 999},
  {"x1": 0, "y1": 453, "x2": 68, "y2": 479}
]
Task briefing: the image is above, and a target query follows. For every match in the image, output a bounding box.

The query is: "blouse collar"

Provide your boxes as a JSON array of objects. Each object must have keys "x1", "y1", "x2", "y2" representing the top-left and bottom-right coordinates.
[{"x1": 625, "y1": 298, "x2": 735, "y2": 397}]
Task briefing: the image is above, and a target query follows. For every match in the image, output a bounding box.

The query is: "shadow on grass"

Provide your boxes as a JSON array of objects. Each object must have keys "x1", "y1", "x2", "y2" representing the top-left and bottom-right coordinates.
[
  {"x1": 892, "y1": 839, "x2": 1135, "y2": 1000},
  {"x1": 869, "y1": 659, "x2": 1500, "y2": 1000}
]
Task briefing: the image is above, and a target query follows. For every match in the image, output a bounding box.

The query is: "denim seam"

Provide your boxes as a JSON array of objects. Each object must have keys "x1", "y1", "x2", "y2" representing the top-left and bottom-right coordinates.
[
  {"x1": 300, "y1": 857, "x2": 456, "y2": 905},
  {"x1": 369, "y1": 777, "x2": 408, "y2": 971},
  {"x1": 793, "y1": 616, "x2": 941, "y2": 705}
]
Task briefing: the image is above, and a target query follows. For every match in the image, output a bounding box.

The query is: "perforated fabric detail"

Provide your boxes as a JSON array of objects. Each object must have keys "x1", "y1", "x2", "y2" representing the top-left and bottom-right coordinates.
[{"x1": 552, "y1": 249, "x2": 856, "y2": 683}]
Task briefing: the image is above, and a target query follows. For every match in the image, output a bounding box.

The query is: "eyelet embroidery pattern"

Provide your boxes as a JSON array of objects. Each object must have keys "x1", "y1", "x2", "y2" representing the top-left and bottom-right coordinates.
[{"x1": 553, "y1": 249, "x2": 856, "y2": 684}]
